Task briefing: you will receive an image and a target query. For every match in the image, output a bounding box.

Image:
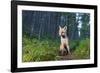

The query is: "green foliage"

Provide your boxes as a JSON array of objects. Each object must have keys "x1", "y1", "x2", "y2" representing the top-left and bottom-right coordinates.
[
  {"x1": 69, "y1": 40, "x2": 79, "y2": 51},
  {"x1": 22, "y1": 35, "x2": 60, "y2": 62},
  {"x1": 22, "y1": 34, "x2": 90, "y2": 62},
  {"x1": 73, "y1": 38, "x2": 90, "y2": 59}
]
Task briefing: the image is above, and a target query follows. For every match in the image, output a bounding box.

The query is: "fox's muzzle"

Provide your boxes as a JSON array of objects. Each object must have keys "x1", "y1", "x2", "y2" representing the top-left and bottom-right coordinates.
[{"x1": 61, "y1": 32, "x2": 66, "y2": 38}]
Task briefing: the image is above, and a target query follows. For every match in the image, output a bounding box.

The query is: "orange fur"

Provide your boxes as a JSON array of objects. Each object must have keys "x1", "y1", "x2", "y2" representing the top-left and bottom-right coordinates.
[{"x1": 59, "y1": 26, "x2": 71, "y2": 55}]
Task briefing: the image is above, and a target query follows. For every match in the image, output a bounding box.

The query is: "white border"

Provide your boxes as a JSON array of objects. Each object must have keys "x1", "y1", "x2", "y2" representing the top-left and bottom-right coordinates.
[{"x1": 17, "y1": 5, "x2": 94, "y2": 68}]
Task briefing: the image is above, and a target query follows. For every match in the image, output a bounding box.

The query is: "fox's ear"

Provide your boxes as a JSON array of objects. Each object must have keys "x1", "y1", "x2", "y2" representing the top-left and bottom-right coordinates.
[
  {"x1": 64, "y1": 26, "x2": 67, "y2": 30},
  {"x1": 59, "y1": 25, "x2": 61, "y2": 30}
]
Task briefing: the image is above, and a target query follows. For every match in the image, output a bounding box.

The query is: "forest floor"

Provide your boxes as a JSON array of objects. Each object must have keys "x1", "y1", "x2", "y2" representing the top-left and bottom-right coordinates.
[{"x1": 56, "y1": 53, "x2": 75, "y2": 60}]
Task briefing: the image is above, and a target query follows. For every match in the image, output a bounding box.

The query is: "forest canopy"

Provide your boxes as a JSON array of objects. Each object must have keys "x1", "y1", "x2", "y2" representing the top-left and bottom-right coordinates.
[{"x1": 22, "y1": 10, "x2": 90, "y2": 40}]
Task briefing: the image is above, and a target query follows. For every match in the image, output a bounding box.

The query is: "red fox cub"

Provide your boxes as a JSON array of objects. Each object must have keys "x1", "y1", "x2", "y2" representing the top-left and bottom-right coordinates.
[{"x1": 59, "y1": 26, "x2": 71, "y2": 56}]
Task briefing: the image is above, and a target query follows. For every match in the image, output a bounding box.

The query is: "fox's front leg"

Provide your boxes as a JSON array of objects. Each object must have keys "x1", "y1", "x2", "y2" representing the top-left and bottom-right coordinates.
[
  {"x1": 59, "y1": 44, "x2": 64, "y2": 56},
  {"x1": 59, "y1": 44, "x2": 67, "y2": 56},
  {"x1": 67, "y1": 45, "x2": 71, "y2": 55}
]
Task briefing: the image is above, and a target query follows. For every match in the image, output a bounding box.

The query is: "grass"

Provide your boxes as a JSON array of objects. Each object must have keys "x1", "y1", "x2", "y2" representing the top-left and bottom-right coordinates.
[
  {"x1": 22, "y1": 35, "x2": 90, "y2": 62},
  {"x1": 73, "y1": 38, "x2": 90, "y2": 59},
  {"x1": 22, "y1": 35, "x2": 60, "y2": 62}
]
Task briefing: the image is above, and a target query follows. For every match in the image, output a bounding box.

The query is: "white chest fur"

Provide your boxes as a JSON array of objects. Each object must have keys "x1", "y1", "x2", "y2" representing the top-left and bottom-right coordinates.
[{"x1": 61, "y1": 37, "x2": 68, "y2": 45}]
